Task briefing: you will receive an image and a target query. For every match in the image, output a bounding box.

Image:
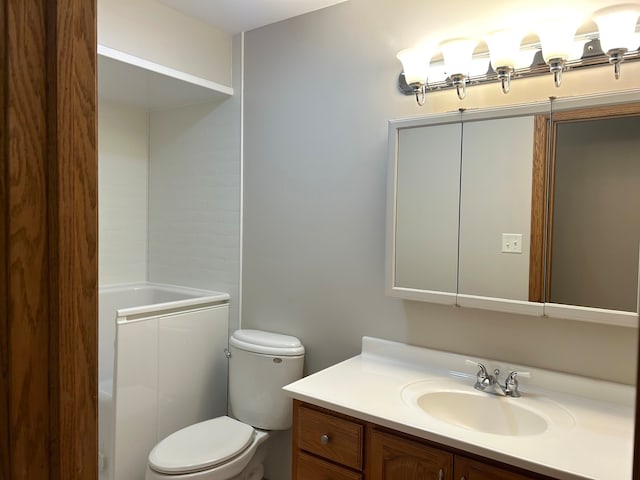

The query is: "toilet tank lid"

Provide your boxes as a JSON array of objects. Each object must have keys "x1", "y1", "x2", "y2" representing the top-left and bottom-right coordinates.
[{"x1": 230, "y1": 329, "x2": 305, "y2": 356}]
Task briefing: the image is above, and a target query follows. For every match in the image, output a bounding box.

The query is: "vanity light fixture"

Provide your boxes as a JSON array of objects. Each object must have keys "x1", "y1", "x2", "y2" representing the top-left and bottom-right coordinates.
[
  {"x1": 395, "y1": 2, "x2": 640, "y2": 105},
  {"x1": 440, "y1": 38, "x2": 478, "y2": 99},
  {"x1": 593, "y1": 4, "x2": 640, "y2": 79},
  {"x1": 485, "y1": 29, "x2": 525, "y2": 94},
  {"x1": 396, "y1": 47, "x2": 431, "y2": 106}
]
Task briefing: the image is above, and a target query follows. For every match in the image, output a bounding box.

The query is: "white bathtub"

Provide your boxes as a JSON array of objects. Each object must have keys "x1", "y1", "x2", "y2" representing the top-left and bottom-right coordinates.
[{"x1": 99, "y1": 283, "x2": 230, "y2": 480}]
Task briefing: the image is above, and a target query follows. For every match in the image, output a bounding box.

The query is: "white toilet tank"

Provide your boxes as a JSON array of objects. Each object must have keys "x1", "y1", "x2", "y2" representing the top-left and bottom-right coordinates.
[{"x1": 228, "y1": 330, "x2": 305, "y2": 430}]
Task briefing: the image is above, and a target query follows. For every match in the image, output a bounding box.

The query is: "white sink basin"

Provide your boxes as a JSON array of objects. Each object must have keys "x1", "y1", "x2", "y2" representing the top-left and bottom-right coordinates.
[
  {"x1": 402, "y1": 379, "x2": 575, "y2": 437},
  {"x1": 416, "y1": 391, "x2": 547, "y2": 435}
]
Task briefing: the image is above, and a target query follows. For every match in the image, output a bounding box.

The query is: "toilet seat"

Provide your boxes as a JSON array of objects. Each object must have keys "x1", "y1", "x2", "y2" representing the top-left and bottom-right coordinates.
[{"x1": 149, "y1": 416, "x2": 255, "y2": 475}]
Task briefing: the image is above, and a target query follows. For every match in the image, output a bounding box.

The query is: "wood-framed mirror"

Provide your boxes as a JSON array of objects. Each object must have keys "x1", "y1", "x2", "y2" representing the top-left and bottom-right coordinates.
[{"x1": 529, "y1": 102, "x2": 640, "y2": 322}]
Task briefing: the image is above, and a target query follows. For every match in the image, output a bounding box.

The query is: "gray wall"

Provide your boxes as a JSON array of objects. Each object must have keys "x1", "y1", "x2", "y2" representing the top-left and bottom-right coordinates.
[{"x1": 241, "y1": 1, "x2": 638, "y2": 477}]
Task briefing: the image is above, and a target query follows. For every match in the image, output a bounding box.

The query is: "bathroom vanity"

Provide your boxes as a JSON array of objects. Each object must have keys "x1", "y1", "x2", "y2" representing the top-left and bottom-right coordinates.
[
  {"x1": 293, "y1": 401, "x2": 546, "y2": 479},
  {"x1": 283, "y1": 337, "x2": 634, "y2": 480}
]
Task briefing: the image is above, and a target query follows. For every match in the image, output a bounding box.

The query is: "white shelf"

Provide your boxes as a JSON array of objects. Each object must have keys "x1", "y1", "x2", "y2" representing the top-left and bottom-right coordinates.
[{"x1": 97, "y1": 44, "x2": 233, "y2": 111}]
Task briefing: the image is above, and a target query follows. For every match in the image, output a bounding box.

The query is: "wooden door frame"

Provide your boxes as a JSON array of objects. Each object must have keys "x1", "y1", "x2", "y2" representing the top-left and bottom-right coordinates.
[{"x1": 0, "y1": 1, "x2": 97, "y2": 479}]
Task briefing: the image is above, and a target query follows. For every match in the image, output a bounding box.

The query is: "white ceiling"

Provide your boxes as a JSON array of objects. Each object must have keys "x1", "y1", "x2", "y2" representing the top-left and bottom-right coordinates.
[{"x1": 157, "y1": 0, "x2": 350, "y2": 34}]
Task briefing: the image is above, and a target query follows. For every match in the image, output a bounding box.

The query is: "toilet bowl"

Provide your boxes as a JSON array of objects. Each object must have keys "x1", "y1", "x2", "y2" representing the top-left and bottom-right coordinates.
[
  {"x1": 145, "y1": 417, "x2": 269, "y2": 480},
  {"x1": 145, "y1": 330, "x2": 305, "y2": 480}
]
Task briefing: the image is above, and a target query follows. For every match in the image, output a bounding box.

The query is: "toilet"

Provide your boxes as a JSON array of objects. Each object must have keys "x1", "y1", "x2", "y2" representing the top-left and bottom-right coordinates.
[{"x1": 145, "y1": 329, "x2": 305, "y2": 480}]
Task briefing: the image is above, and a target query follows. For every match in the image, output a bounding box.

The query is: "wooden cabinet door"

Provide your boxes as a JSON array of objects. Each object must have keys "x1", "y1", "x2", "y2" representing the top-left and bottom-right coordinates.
[
  {"x1": 454, "y1": 456, "x2": 537, "y2": 480},
  {"x1": 295, "y1": 451, "x2": 362, "y2": 480},
  {"x1": 368, "y1": 430, "x2": 452, "y2": 480}
]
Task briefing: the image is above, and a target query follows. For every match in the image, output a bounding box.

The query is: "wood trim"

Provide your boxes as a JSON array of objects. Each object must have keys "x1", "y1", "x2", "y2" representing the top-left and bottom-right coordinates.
[
  {"x1": 528, "y1": 116, "x2": 548, "y2": 303},
  {"x1": 0, "y1": 1, "x2": 9, "y2": 477},
  {"x1": 0, "y1": 1, "x2": 97, "y2": 479},
  {"x1": 47, "y1": 1, "x2": 98, "y2": 479},
  {"x1": 551, "y1": 102, "x2": 640, "y2": 122}
]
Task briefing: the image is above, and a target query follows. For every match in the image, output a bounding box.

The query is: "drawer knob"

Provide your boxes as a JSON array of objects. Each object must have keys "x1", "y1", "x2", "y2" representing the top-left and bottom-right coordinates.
[{"x1": 320, "y1": 434, "x2": 330, "y2": 445}]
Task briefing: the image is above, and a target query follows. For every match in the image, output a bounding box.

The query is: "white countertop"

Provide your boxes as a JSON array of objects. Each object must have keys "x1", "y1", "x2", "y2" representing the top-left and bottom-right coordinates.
[{"x1": 283, "y1": 337, "x2": 635, "y2": 480}]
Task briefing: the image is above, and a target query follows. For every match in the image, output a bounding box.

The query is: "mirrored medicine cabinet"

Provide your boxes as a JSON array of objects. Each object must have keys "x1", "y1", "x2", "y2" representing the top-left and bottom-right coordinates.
[{"x1": 386, "y1": 92, "x2": 640, "y2": 327}]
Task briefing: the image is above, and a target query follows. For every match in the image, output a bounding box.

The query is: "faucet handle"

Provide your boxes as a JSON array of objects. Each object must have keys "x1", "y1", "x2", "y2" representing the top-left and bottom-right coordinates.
[
  {"x1": 505, "y1": 371, "x2": 531, "y2": 397},
  {"x1": 465, "y1": 359, "x2": 488, "y2": 375},
  {"x1": 465, "y1": 360, "x2": 490, "y2": 389}
]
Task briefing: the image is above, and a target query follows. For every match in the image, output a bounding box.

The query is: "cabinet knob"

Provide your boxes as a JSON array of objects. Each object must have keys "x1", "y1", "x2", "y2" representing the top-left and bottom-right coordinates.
[{"x1": 320, "y1": 434, "x2": 330, "y2": 445}]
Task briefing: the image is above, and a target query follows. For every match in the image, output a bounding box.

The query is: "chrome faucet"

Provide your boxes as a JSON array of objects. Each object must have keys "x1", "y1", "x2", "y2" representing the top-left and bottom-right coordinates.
[{"x1": 466, "y1": 360, "x2": 530, "y2": 398}]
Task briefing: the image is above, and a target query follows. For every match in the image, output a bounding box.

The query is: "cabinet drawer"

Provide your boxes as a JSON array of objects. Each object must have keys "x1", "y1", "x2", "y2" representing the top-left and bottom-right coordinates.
[
  {"x1": 296, "y1": 451, "x2": 362, "y2": 480},
  {"x1": 296, "y1": 405, "x2": 364, "y2": 470}
]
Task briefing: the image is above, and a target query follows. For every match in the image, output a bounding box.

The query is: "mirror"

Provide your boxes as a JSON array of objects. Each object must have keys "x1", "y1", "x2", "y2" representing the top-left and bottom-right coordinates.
[
  {"x1": 541, "y1": 104, "x2": 640, "y2": 315},
  {"x1": 387, "y1": 95, "x2": 640, "y2": 326},
  {"x1": 458, "y1": 116, "x2": 537, "y2": 303},
  {"x1": 394, "y1": 122, "x2": 461, "y2": 300}
]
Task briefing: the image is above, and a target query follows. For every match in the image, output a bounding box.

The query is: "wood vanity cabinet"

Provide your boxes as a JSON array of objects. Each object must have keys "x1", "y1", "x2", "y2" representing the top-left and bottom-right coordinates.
[{"x1": 292, "y1": 400, "x2": 554, "y2": 480}]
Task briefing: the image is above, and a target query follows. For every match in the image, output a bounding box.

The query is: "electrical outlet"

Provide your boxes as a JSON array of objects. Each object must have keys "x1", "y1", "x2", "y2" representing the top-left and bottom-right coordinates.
[{"x1": 501, "y1": 233, "x2": 523, "y2": 253}]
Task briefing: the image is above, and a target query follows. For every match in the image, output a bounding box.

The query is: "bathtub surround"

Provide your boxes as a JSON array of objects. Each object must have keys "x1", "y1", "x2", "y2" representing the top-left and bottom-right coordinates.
[
  {"x1": 98, "y1": 97, "x2": 242, "y2": 327},
  {"x1": 98, "y1": 35, "x2": 243, "y2": 330},
  {"x1": 148, "y1": 97, "x2": 242, "y2": 324},
  {"x1": 98, "y1": 102, "x2": 149, "y2": 285}
]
